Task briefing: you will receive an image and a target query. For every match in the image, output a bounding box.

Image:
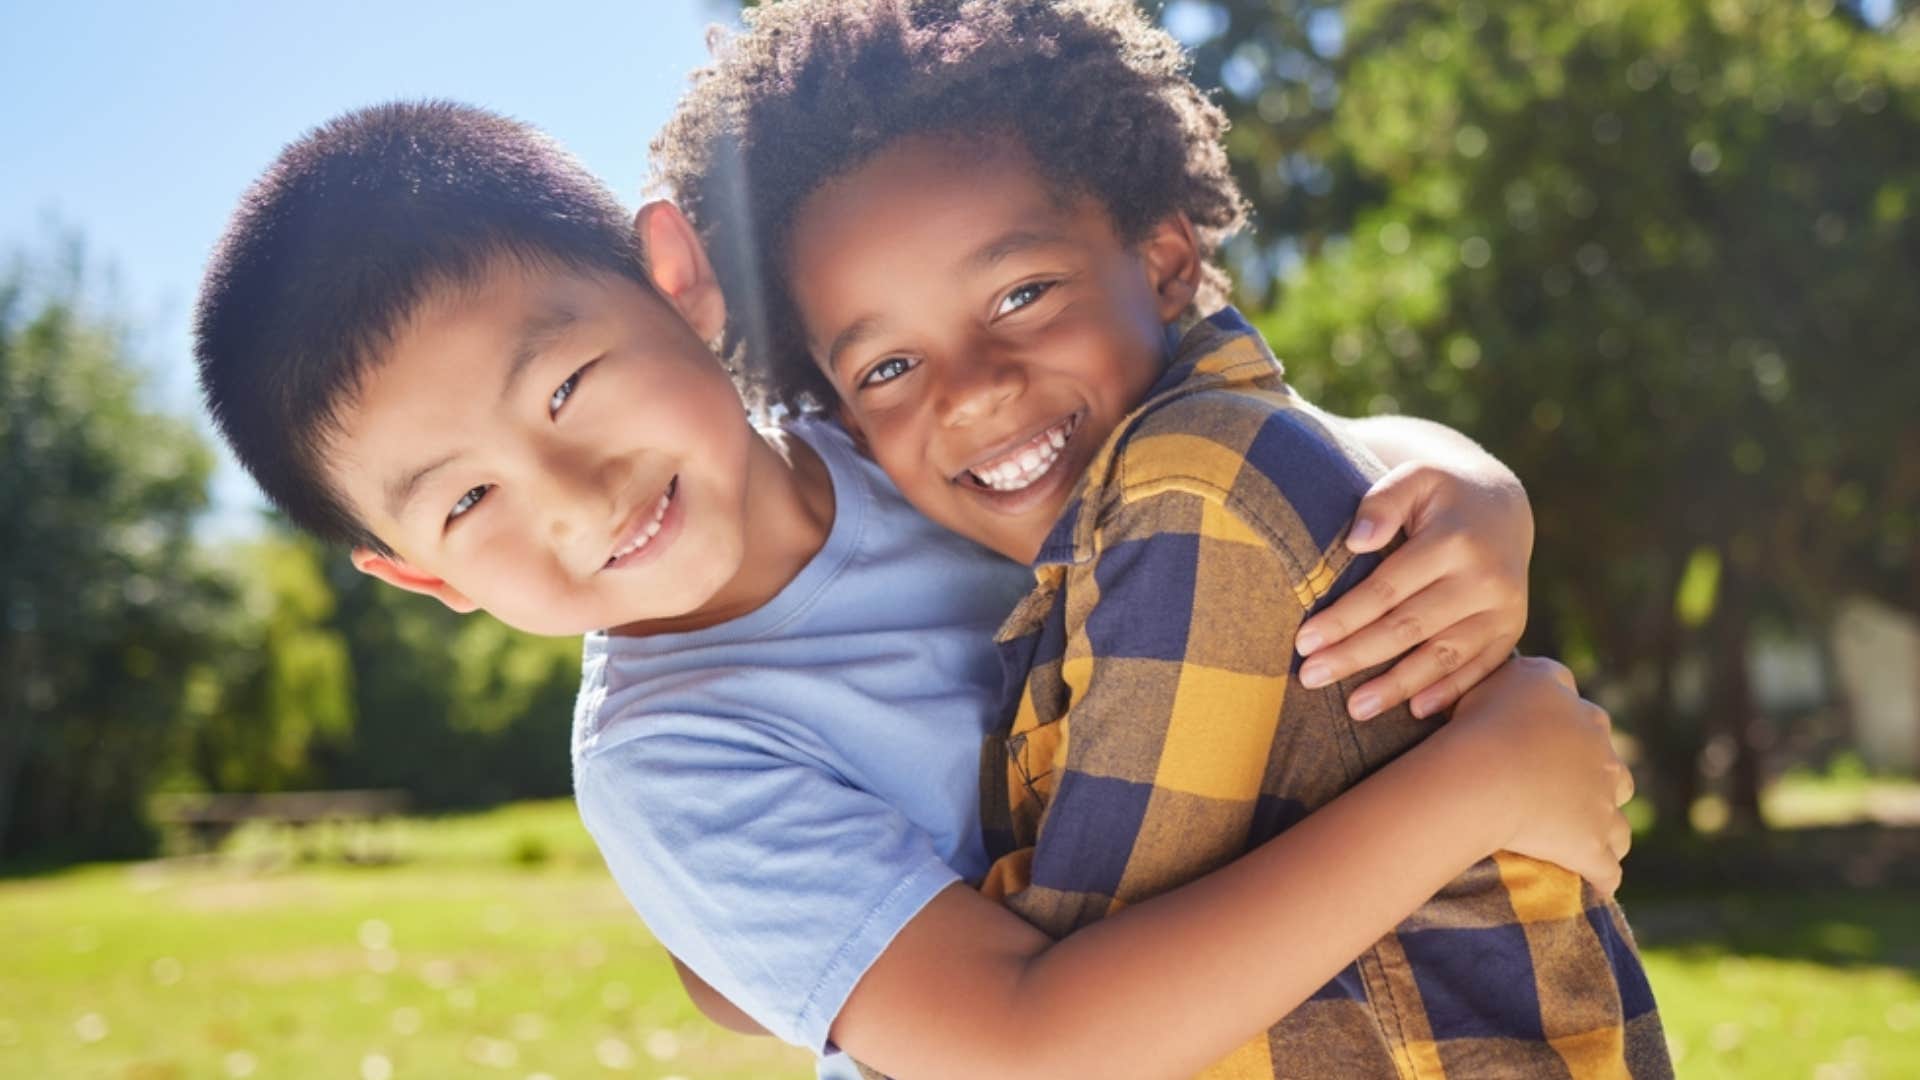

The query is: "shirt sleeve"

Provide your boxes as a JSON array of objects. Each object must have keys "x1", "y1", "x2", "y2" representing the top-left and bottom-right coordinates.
[
  {"x1": 574, "y1": 720, "x2": 961, "y2": 1052},
  {"x1": 990, "y1": 478, "x2": 1362, "y2": 938}
]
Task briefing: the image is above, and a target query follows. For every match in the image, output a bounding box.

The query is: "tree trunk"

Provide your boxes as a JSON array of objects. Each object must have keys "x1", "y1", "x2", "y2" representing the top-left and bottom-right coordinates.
[
  {"x1": 1641, "y1": 613, "x2": 1701, "y2": 833},
  {"x1": 1709, "y1": 569, "x2": 1767, "y2": 830}
]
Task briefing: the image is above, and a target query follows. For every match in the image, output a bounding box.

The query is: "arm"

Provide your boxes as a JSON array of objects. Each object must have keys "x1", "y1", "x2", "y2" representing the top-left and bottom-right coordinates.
[
  {"x1": 1344, "y1": 413, "x2": 1506, "y2": 474},
  {"x1": 834, "y1": 656, "x2": 1629, "y2": 1080},
  {"x1": 671, "y1": 955, "x2": 769, "y2": 1036},
  {"x1": 1303, "y1": 412, "x2": 1534, "y2": 719}
]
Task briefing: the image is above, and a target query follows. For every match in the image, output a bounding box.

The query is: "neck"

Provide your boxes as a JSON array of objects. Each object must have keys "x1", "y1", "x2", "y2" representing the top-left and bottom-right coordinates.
[{"x1": 611, "y1": 427, "x2": 835, "y2": 637}]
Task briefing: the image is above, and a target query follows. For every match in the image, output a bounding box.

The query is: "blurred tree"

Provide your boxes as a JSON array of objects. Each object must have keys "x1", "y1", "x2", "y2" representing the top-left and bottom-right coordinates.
[
  {"x1": 175, "y1": 533, "x2": 353, "y2": 794},
  {"x1": 0, "y1": 247, "x2": 220, "y2": 860},
  {"x1": 1157, "y1": 0, "x2": 1368, "y2": 299},
  {"x1": 175, "y1": 530, "x2": 576, "y2": 810},
  {"x1": 1256, "y1": 0, "x2": 1920, "y2": 830},
  {"x1": 307, "y1": 557, "x2": 578, "y2": 810}
]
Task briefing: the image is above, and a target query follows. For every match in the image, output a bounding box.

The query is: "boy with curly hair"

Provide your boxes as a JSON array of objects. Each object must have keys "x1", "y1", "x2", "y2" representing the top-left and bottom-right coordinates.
[{"x1": 653, "y1": 1, "x2": 1669, "y2": 1076}]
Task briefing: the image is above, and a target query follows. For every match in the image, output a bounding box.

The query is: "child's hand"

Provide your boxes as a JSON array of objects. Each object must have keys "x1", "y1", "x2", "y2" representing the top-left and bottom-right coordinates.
[
  {"x1": 1444, "y1": 656, "x2": 1633, "y2": 894},
  {"x1": 1295, "y1": 460, "x2": 1533, "y2": 721}
]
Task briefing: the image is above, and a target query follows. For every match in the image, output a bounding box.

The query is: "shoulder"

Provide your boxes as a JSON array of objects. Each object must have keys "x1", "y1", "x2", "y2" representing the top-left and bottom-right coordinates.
[{"x1": 1103, "y1": 386, "x2": 1378, "y2": 558}]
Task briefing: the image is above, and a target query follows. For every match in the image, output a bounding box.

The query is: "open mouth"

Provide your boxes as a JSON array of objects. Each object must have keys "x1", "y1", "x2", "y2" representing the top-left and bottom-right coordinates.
[
  {"x1": 604, "y1": 475, "x2": 679, "y2": 569},
  {"x1": 958, "y1": 413, "x2": 1082, "y2": 494}
]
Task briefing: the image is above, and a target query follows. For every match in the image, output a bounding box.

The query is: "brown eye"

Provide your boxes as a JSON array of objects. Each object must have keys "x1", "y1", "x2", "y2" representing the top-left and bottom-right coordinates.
[
  {"x1": 550, "y1": 360, "x2": 596, "y2": 417},
  {"x1": 995, "y1": 281, "x2": 1055, "y2": 317},
  {"x1": 860, "y1": 356, "x2": 917, "y2": 389},
  {"x1": 447, "y1": 484, "x2": 491, "y2": 524}
]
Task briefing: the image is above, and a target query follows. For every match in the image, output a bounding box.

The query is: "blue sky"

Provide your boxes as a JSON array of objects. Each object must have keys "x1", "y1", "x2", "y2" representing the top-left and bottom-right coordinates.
[{"x1": 0, "y1": 1, "x2": 729, "y2": 531}]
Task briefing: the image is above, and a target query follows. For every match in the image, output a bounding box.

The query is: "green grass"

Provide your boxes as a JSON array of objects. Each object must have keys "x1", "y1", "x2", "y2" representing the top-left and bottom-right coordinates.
[
  {"x1": 0, "y1": 801, "x2": 810, "y2": 1080},
  {"x1": 2, "y1": 799, "x2": 1915, "y2": 1078},
  {"x1": 1627, "y1": 889, "x2": 1920, "y2": 1079}
]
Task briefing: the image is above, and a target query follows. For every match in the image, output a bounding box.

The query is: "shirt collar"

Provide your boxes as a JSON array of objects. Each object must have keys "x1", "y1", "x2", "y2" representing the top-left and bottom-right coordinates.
[{"x1": 1032, "y1": 306, "x2": 1285, "y2": 567}]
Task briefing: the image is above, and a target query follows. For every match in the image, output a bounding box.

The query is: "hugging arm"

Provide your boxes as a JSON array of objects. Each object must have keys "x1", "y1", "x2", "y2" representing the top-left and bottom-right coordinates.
[{"x1": 832, "y1": 653, "x2": 1628, "y2": 1080}]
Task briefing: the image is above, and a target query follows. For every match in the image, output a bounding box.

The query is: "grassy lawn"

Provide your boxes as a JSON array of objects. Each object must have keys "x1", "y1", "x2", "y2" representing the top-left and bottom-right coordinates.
[
  {"x1": 1628, "y1": 889, "x2": 1920, "y2": 1079},
  {"x1": 0, "y1": 802, "x2": 812, "y2": 1080},
  {"x1": 2, "y1": 799, "x2": 1915, "y2": 1079}
]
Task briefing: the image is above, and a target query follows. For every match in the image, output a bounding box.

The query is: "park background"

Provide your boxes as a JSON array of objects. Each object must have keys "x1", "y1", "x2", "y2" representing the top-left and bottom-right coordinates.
[{"x1": 3, "y1": 0, "x2": 1917, "y2": 1077}]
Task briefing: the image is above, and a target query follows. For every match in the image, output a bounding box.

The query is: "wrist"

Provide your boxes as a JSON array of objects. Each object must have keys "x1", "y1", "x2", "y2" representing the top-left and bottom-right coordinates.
[{"x1": 1422, "y1": 715, "x2": 1525, "y2": 854}]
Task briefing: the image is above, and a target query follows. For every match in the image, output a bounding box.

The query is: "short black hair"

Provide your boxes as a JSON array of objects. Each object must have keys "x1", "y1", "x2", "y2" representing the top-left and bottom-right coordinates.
[
  {"x1": 650, "y1": 0, "x2": 1248, "y2": 414},
  {"x1": 194, "y1": 100, "x2": 648, "y2": 551}
]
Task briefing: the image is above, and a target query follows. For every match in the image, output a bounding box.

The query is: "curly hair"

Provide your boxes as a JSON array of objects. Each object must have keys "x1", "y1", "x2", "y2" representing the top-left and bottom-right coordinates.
[{"x1": 651, "y1": 0, "x2": 1248, "y2": 414}]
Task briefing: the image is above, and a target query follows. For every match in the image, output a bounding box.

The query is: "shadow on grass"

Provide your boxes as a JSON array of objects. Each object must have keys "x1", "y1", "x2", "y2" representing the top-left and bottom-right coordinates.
[{"x1": 1622, "y1": 825, "x2": 1920, "y2": 971}]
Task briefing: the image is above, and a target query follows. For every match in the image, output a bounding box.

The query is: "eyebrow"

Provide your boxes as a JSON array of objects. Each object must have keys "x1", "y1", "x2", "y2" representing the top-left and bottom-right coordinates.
[
  {"x1": 497, "y1": 305, "x2": 580, "y2": 405},
  {"x1": 963, "y1": 227, "x2": 1069, "y2": 272},
  {"x1": 822, "y1": 227, "x2": 1071, "y2": 376},
  {"x1": 823, "y1": 315, "x2": 883, "y2": 377},
  {"x1": 384, "y1": 450, "x2": 460, "y2": 521}
]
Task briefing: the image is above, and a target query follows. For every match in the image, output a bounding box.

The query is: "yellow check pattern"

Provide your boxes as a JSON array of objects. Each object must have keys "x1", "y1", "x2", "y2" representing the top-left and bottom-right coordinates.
[{"x1": 969, "y1": 309, "x2": 1671, "y2": 1079}]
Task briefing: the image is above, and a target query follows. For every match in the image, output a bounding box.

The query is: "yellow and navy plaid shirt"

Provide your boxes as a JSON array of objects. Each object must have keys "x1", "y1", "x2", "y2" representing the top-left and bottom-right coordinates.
[{"x1": 976, "y1": 309, "x2": 1670, "y2": 1079}]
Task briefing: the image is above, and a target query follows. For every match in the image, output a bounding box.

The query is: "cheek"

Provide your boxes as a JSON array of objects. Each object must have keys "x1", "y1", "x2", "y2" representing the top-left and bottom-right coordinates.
[{"x1": 850, "y1": 410, "x2": 917, "y2": 473}]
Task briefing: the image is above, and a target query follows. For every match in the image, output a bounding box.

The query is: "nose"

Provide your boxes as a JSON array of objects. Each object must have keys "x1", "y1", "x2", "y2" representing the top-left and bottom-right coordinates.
[
  {"x1": 934, "y1": 345, "x2": 1026, "y2": 429},
  {"x1": 534, "y1": 442, "x2": 621, "y2": 556}
]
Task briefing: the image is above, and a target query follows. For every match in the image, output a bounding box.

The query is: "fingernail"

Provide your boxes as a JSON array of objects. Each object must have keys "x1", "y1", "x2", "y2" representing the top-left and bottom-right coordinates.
[
  {"x1": 1349, "y1": 691, "x2": 1381, "y2": 721},
  {"x1": 1295, "y1": 627, "x2": 1323, "y2": 655},
  {"x1": 1349, "y1": 519, "x2": 1377, "y2": 548},
  {"x1": 1410, "y1": 694, "x2": 1436, "y2": 719},
  {"x1": 1300, "y1": 661, "x2": 1332, "y2": 688}
]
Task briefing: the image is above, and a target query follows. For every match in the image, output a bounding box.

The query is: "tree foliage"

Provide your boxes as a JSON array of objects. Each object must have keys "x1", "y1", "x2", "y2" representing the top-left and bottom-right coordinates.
[
  {"x1": 0, "y1": 249, "x2": 219, "y2": 859},
  {"x1": 1247, "y1": 0, "x2": 1919, "y2": 827}
]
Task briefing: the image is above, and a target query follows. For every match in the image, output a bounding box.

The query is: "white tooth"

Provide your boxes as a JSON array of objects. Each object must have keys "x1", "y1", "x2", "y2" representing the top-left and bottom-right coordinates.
[
  {"x1": 1049, "y1": 430, "x2": 1065, "y2": 449},
  {"x1": 1019, "y1": 450, "x2": 1042, "y2": 472},
  {"x1": 644, "y1": 518, "x2": 662, "y2": 539}
]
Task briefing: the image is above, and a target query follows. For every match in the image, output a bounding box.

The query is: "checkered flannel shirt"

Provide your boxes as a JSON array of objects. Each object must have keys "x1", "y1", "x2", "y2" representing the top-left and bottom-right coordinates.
[{"x1": 975, "y1": 309, "x2": 1670, "y2": 1079}]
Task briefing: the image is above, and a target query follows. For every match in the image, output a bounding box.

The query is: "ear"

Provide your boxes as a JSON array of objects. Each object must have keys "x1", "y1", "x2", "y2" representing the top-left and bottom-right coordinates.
[
  {"x1": 1137, "y1": 212, "x2": 1204, "y2": 324},
  {"x1": 350, "y1": 546, "x2": 479, "y2": 614},
  {"x1": 635, "y1": 200, "x2": 728, "y2": 345}
]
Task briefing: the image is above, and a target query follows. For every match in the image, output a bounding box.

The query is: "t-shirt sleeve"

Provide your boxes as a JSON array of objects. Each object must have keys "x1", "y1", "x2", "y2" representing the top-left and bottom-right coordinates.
[{"x1": 574, "y1": 721, "x2": 961, "y2": 1052}]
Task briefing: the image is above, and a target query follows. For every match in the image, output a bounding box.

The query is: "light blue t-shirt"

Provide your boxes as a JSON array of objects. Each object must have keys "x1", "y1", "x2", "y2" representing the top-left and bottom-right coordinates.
[{"x1": 572, "y1": 418, "x2": 1031, "y2": 1073}]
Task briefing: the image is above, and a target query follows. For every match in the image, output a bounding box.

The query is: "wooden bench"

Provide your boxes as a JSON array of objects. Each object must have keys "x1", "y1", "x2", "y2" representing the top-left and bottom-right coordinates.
[{"x1": 150, "y1": 789, "x2": 410, "y2": 863}]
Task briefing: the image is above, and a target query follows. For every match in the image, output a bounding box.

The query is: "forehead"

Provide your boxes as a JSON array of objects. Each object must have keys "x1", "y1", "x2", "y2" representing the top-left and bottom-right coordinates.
[{"x1": 788, "y1": 133, "x2": 1116, "y2": 286}]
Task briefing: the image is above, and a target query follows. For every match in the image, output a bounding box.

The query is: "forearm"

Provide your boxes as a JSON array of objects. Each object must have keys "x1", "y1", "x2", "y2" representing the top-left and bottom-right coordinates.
[
  {"x1": 1016, "y1": 728, "x2": 1505, "y2": 1076},
  {"x1": 842, "y1": 723, "x2": 1512, "y2": 1080}
]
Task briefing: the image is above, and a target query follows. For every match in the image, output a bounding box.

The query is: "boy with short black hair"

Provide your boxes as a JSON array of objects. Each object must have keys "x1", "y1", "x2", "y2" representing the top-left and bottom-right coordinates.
[
  {"x1": 655, "y1": 1, "x2": 1669, "y2": 1076},
  {"x1": 197, "y1": 96, "x2": 1634, "y2": 1080}
]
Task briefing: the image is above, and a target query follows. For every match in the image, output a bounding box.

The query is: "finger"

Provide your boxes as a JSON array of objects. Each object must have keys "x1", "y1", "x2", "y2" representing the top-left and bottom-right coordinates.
[
  {"x1": 1591, "y1": 859, "x2": 1622, "y2": 898},
  {"x1": 1534, "y1": 657, "x2": 1577, "y2": 694},
  {"x1": 1406, "y1": 642, "x2": 1512, "y2": 719},
  {"x1": 1346, "y1": 463, "x2": 1431, "y2": 553},
  {"x1": 1609, "y1": 812, "x2": 1633, "y2": 861},
  {"x1": 1613, "y1": 763, "x2": 1636, "y2": 807},
  {"x1": 1297, "y1": 531, "x2": 1458, "y2": 656},
  {"x1": 1300, "y1": 583, "x2": 1486, "y2": 690},
  {"x1": 1340, "y1": 631, "x2": 1502, "y2": 723}
]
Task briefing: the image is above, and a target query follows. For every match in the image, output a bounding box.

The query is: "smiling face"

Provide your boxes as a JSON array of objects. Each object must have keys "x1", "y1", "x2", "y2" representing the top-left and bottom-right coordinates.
[
  {"x1": 786, "y1": 133, "x2": 1200, "y2": 563},
  {"x1": 325, "y1": 254, "x2": 760, "y2": 636}
]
